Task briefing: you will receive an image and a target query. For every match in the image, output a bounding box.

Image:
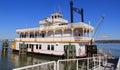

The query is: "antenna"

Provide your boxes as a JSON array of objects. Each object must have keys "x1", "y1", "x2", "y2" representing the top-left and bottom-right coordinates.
[{"x1": 58, "y1": 4, "x2": 61, "y2": 12}]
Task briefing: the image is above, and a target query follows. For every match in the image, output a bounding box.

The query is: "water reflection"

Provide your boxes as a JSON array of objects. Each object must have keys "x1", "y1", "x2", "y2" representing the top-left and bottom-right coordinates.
[
  {"x1": 10, "y1": 52, "x2": 59, "y2": 69},
  {"x1": 0, "y1": 48, "x2": 13, "y2": 70},
  {"x1": 0, "y1": 42, "x2": 59, "y2": 70}
]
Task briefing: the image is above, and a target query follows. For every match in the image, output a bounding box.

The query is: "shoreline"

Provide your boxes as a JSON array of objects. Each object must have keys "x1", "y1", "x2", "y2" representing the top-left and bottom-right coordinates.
[{"x1": 95, "y1": 40, "x2": 120, "y2": 43}]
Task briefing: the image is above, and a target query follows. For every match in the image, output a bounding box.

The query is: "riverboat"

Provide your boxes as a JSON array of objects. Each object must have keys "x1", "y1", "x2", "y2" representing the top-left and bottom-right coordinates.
[{"x1": 11, "y1": 1, "x2": 95, "y2": 57}]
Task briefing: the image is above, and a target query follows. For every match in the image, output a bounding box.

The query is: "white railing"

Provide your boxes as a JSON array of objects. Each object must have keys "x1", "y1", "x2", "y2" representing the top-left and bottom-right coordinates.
[
  {"x1": 57, "y1": 56, "x2": 103, "y2": 70},
  {"x1": 16, "y1": 22, "x2": 94, "y2": 32},
  {"x1": 13, "y1": 61, "x2": 56, "y2": 70},
  {"x1": 43, "y1": 22, "x2": 94, "y2": 30},
  {"x1": 13, "y1": 55, "x2": 108, "y2": 70},
  {"x1": 116, "y1": 57, "x2": 120, "y2": 70},
  {"x1": 16, "y1": 36, "x2": 92, "y2": 42}
]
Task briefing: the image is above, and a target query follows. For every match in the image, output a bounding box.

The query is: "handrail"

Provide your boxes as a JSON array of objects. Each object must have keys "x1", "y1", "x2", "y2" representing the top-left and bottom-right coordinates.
[
  {"x1": 12, "y1": 55, "x2": 109, "y2": 70},
  {"x1": 13, "y1": 61, "x2": 56, "y2": 70},
  {"x1": 16, "y1": 36, "x2": 92, "y2": 42},
  {"x1": 57, "y1": 55, "x2": 102, "y2": 70},
  {"x1": 16, "y1": 22, "x2": 94, "y2": 32}
]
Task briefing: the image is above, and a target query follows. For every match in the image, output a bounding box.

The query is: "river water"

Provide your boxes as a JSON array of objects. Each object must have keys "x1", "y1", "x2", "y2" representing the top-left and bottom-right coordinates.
[{"x1": 0, "y1": 42, "x2": 120, "y2": 70}]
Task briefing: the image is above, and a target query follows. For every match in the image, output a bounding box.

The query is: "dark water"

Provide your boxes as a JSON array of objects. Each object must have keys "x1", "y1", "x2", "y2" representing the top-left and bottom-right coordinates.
[{"x1": 0, "y1": 42, "x2": 120, "y2": 70}]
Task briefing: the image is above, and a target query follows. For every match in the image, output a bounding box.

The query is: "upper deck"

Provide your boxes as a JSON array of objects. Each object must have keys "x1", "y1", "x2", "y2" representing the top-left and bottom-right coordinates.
[
  {"x1": 15, "y1": 12, "x2": 94, "y2": 43},
  {"x1": 16, "y1": 22, "x2": 94, "y2": 33},
  {"x1": 16, "y1": 12, "x2": 93, "y2": 33}
]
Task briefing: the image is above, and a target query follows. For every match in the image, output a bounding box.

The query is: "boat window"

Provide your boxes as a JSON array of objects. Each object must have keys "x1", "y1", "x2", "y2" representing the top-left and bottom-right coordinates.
[
  {"x1": 47, "y1": 45, "x2": 50, "y2": 50},
  {"x1": 24, "y1": 33, "x2": 26, "y2": 38},
  {"x1": 56, "y1": 44, "x2": 58, "y2": 46},
  {"x1": 20, "y1": 34, "x2": 22, "y2": 38},
  {"x1": 32, "y1": 44, "x2": 34, "y2": 47},
  {"x1": 39, "y1": 45, "x2": 41, "y2": 49},
  {"x1": 35, "y1": 33, "x2": 38, "y2": 38},
  {"x1": 30, "y1": 33, "x2": 34, "y2": 38},
  {"x1": 51, "y1": 45, "x2": 54, "y2": 50},
  {"x1": 21, "y1": 34, "x2": 23, "y2": 38},
  {"x1": 27, "y1": 44, "x2": 28, "y2": 48},
  {"x1": 29, "y1": 44, "x2": 31, "y2": 48},
  {"x1": 55, "y1": 16, "x2": 57, "y2": 18},
  {"x1": 58, "y1": 15, "x2": 60, "y2": 18},
  {"x1": 36, "y1": 44, "x2": 38, "y2": 49},
  {"x1": 42, "y1": 33, "x2": 45, "y2": 38}
]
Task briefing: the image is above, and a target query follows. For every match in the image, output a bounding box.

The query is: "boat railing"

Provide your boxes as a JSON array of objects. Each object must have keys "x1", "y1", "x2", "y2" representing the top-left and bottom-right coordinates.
[
  {"x1": 13, "y1": 54, "x2": 107, "y2": 70},
  {"x1": 57, "y1": 56, "x2": 100, "y2": 70},
  {"x1": 16, "y1": 36, "x2": 93, "y2": 42},
  {"x1": 13, "y1": 61, "x2": 56, "y2": 70},
  {"x1": 41, "y1": 22, "x2": 94, "y2": 30},
  {"x1": 116, "y1": 57, "x2": 120, "y2": 70},
  {"x1": 16, "y1": 22, "x2": 94, "y2": 32}
]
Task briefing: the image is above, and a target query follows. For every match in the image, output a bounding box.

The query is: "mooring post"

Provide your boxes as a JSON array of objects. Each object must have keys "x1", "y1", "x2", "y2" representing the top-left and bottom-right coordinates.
[{"x1": 2, "y1": 40, "x2": 9, "y2": 54}]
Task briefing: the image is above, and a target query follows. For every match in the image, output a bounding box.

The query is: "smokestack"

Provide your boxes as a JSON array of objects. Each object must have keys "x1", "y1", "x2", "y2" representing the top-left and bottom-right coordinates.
[
  {"x1": 81, "y1": 8, "x2": 84, "y2": 22},
  {"x1": 70, "y1": 1, "x2": 73, "y2": 23}
]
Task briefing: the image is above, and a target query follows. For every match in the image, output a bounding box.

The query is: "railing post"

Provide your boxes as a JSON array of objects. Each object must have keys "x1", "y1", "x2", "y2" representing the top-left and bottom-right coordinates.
[
  {"x1": 94, "y1": 56, "x2": 95, "y2": 69},
  {"x1": 105, "y1": 54, "x2": 108, "y2": 66},
  {"x1": 87, "y1": 58, "x2": 89, "y2": 70},
  {"x1": 99, "y1": 55, "x2": 101, "y2": 70},
  {"x1": 54, "y1": 61, "x2": 56, "y2": 70},
  {"x1": 57, "y1": 61, "x2": 59, "y2": 70},
  {"x1": 76, "y1": 59, "x2": 78, "y2": 70}
]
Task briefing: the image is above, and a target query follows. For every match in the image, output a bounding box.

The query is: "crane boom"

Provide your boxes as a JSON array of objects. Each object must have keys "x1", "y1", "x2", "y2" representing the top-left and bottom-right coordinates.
[{"x1": 94, "y1": 16, "x2": 104, "y2": 37}]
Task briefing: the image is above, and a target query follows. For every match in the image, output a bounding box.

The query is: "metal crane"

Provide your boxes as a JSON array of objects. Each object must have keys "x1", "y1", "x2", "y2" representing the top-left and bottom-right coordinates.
[
  {"x1": 90, "y1": 16, "x2": 104, "y2": 45},
  {"x1": 94, "y1": 16, "x2": 104, "y2": 38}
]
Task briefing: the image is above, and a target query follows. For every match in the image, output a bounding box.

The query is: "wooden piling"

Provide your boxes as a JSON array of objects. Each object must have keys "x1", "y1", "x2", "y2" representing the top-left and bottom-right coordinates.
[{"x1": 2, "y1": 40, "x2": 9, "y2": 54}]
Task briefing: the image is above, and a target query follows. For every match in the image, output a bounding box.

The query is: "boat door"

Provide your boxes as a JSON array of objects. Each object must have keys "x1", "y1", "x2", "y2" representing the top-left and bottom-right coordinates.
[
  {"x1": 64, "y1": 45, "x2": 76, "y2": 59},
  {"x1": 31, "y1": 44, "x2": 34, "y2": 52}
]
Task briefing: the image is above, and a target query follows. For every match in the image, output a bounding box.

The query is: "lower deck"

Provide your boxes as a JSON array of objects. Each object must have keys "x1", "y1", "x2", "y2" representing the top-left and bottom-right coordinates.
[{"x1": 12, "y1": 42, "x2": 89, "y2": 57}]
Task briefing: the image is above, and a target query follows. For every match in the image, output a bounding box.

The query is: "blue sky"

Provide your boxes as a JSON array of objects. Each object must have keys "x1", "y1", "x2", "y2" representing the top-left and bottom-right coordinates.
[{"x1": 0, "y1": 0, "x2": 120, "y2": 40}]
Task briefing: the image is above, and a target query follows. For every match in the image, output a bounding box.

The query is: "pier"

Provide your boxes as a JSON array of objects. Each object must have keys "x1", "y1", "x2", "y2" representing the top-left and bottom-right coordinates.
[{"x1": 0, "y1": 39, "x2": 14, "y2": 42}]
